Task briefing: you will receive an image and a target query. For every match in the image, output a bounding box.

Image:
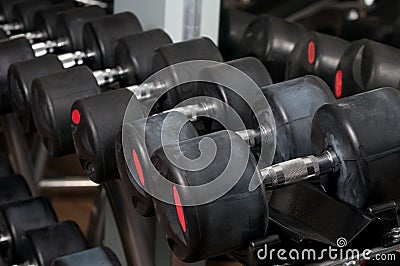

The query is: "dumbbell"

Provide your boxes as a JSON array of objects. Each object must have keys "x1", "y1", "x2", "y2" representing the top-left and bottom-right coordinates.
[
  {"x1": 3, "y1": 11, "x2": 142, "y2": 117},
  {"x1": 0, "y1": 0, "x2": 36, "y2": 23},
  {"x1": 20, "y1": 221, "x2": 87, "y2": 266},
  {"x1": 360, "y1": 40, "x2": 400, "y2": 90},
  {"x1": 218, "y1": 9, "x2": 256, "y2": 60},
  {"x1": 239, "y1": 14, "x2": 308, "y2": 82},
  {"x1": 71, "y1": 57, "x2": 271, "y2": 184},
  {"x1": 334, "y1": 39, "x2": 400, "y2": 98},
  {"x1": 285, "y1": 32, "x2": 350, "y2": 88},
  {"x1": 334, "y1": 39, "x2": 369, "y2": 98},
  {"x1": 0, "y1": 175, "x2": 31, "y2": 206},
  {"x1": 51, "y1": 247, "x2": 121, "y2": 266},
  {"x1": 149, "y1": 87, "x2": 400, "y2": 262},
  {"x1": 0, "y1": 0, "x2": 54, "y2": 34},
  {"x1": 0, "y1": 6, "x2": 106, "y2": 114},
  {"x1": 31, "y1": 34, "x2": 221, "y2": 157},
  {"x1": 117, "y1": 75, "x2": 334, "y2": 217},
  {"x1": 0, "y1": 197, "x2": 58, "y2": 264},
  {"x1": 6, "y1": 2, "x2": 77, "y2": 41}
]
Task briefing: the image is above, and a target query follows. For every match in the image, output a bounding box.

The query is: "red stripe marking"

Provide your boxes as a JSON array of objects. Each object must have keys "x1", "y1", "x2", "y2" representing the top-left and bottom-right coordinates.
[
  {"x1": 335, "y1": 70, "x2": 343, "y2": 98},
  {"x1": 132, "y1": 149, "x2": 145, "y2": 186},
  {"x1": 308, "y1": 41, "x2": 316, "y2": 65},
  {"x1": 173, "y1": 185, "x2": 187, "y2": 233},
  {"x1": 71, "y1": 109, "x2": 81, "y2": 125}
]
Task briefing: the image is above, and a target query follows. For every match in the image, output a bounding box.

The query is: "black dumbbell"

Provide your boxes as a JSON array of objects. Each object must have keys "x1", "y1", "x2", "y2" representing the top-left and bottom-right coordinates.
[
  {"x1": 118, "y1": 75, "x2": 334, "y2": 217},
  {"x1": 21, "y1": 2, "x2": 76, "y2": 42},
  {"x1": 7, "y1": 12, "x2": 142, "y2": 131},
  {"x1": 31, "y1": 35, "x2": 221, "y2": 157},
  {"x1": 51, "y1": 247, "x2": 121, "y2": 266},
  {"x1": 0, "y1": 6, "x2": 106, "y2": 114},
  {"x1": 286, "y1": 32, "x2": 350, "y2": 88},
  {"x1": 0, "y1": 0, "x2": 53, "y2": 34},
  {"x1": 334, "y1": 39, "x2": 369, "y2": 98},
  {"x1": 360, "y1": 40, "x2": 400, "y2": 91},
  {"x1": 239, "y1": 14, "x2": 308, "y2": 82},
  {"x1": 72, "y1": 57, "x2": 271, "y2": 184},
  {"x1": 150, "y1": 87, "x2": 400, "y2": 262},
  {"x1": 0, "y1": 0, "x2": 35, "y2": 23},
  {"x1": 0, "y1": 197, "x2": 58, "y2": 264},
  {"x1": 0, "y1": 175, "x2": 31, "y2": 206},
  {"x1": 218, "y1": 9, "x2": 256, "y2": 60},
  {"x1": 22, "y1": 221, "x2": 88, "y2": 266}
]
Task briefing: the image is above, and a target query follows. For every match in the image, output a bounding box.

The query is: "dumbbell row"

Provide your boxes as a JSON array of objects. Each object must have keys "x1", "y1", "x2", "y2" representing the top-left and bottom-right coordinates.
[
  {"x1": 2, "y1": 4, "x2": 400, "y2": 266},
  {"x1": 0, "y1": 175, "x2": 120, "y2": 266}
]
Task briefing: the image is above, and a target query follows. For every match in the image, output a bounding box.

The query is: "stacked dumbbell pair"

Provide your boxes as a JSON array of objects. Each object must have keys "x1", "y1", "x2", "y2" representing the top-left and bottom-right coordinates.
[{"x1": 0, "y1": 165, "x2": 121, "y2": 266}]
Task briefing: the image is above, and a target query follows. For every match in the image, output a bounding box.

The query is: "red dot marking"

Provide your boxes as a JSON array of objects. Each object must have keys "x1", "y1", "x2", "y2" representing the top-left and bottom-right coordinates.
[
  {"x1": 173, "y1": 185, "x2": 187, "y2": 233},
  {"x1": 335, "y1": 70, "x2": 343, "y2": 98},
  {"x1": 71, "y1": 109, "x2": 81, "y2": 125},
  {"x1": 132, "y1": 149, "x2": 145, "y2": 186},
  {"x1": 308, "y1": 41, "x2": 315, "y2": 65}
]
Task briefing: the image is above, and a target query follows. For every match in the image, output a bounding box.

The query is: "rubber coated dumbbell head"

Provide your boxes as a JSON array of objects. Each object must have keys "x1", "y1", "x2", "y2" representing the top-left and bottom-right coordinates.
[
  {"x1": 0, "y1": 175, "x2": 31, "y2": 205},
  {"x1": 312, "y1": 87, "x2": 400, "y2": 209},
  {"x1": 25, "y1": 221, "x2": 87, "y2": 266},
  {"x1": 71, "y1": 89, "x2": 134, "y2": 182},
  {"x1": 51, "y1": 247, "x2": 121, "y2": 266},
  {"x1": 152, "y1": 37, "x2": 223, "y2": 73},
  {"x1": 0, "y1": 197, "x2": 58, "y2": 264},
  {"x1": 360, "y1": 41, "x2": 400, "y2": 91},
  {"x1": 33, "y1": 2, "x2": 76, "y2": 40},
  {"x1": 114, "y1": 29, "x2": 173, "y2": 87},
  {"x1": 218, "y1": 8, "x2": 256, "y2": 60},
  {"x1": 31, "y1": 66, "x2": 102, "y2": 156},
  {"x1": 82, "y1": 12, "x2": 142, "y2": 69},
  {"x1": 334, "y1": 39, "x2": 369, "y2": 98},
  {"x1": 54, "y1": 6, "x2": 107, "y2": 52},
  {"x1": 240, "y1": 15, "x2": 308, "y2": 82},
  {"x1": 151, "y1": 130, "x2": 268, "y2": 262},
  {"x1": 0, "y1": 0, "x2": 27, "y2": 22},
  {"x1": 152, "y1": 37, "x2": 223, "y2": 110},
  {"x1": 286, "y1": 32, "x2": 350, "y2": 88},
  {"x1": 198, "y1": 57, "x2": 272, "y2": 131},
  {"x1": 116, "y1": 112, "x2": 200, "y2": 216},
  {"x1": 0, "y1": 38, "x2": 35, "y2": 114},
  {"x1": 12, "y1": 0, "x2": 52, "y2": 31},
  {"x1": 263, "y1": 75, "x2": 335, "y2": 163},
  {"x1": 8, "y1": 54, "x2": 64, "y2": 133}
]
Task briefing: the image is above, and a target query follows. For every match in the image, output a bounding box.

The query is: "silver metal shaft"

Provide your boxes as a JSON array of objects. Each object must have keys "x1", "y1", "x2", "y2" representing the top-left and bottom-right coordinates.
[
  {"x1": 93, "y1": 66, "x2": 128, "y2": 86},
  {"x1": 126, "y1": 81, "x2": 167, "y2": 101},
  {"x1": 262, "y1": 149, "x2": 339, "y2": 188},
  {"x1": 9, "y1": 31, "x2": 45, "y2": 42},
  {"x1": 0, "y1": 22, "x2": 23, "y2": 33},
  {"x1": 31, "y1": 39, "x2": 69, "y2": 57},
  {"x1": 58, "y1": 51, "x2": 95, "y2": 68}
]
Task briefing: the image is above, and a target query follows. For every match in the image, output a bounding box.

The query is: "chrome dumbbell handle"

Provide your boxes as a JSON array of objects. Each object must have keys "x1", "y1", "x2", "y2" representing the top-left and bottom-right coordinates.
[
  {"x1": 57, "y1": 51, "x2": 96, "y2": 68},
  {"x1": 9, "y1": 31, "x2": 45, "y2": 42},
  {"x1": 92, "y1": 66, "x2": 128, "y2": 86},
  {"x1": 261, "y1": 149, "x2": 339, "y2": 188},
  {"x1": 0, "y1": 22, "x2": 23, "y2": 33},
  {"x1": 31, "y1": 38, "x2": 69, "y2": 57}
]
